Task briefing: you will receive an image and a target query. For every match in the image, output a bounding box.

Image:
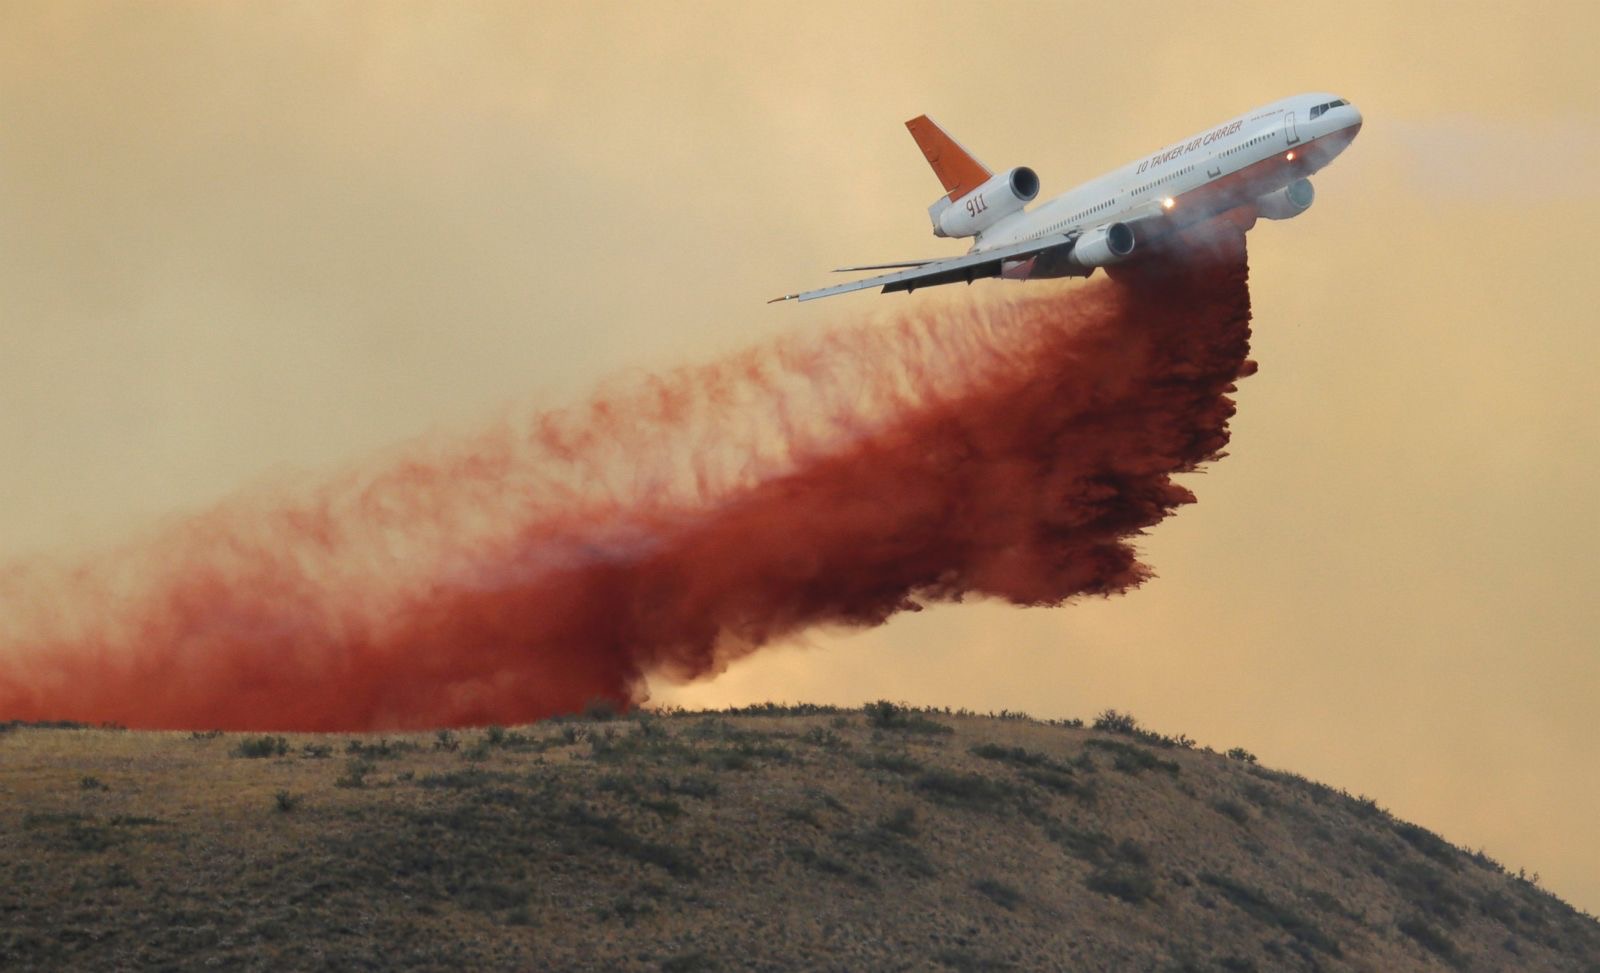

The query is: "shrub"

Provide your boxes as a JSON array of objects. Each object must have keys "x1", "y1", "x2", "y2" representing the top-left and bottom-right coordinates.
[
  {"x1": 1241, "y1": 782, "x2": 1277, "y2": 808},
  {"x1": 1085, "y1": 863, "x2": 1155, "y2": 904},
  {"x1": 1398, "y1": 916, "x2": 1464, "y2": 969},
  {"x1": 971, "y1": 877, "x2": 1024, "y2": 910},
  {"x1": 232, "y1": 735, "x2": 289, "y2": 758},
  {"x1": 878, "y1": 806, "x2": 918, "y2": 837},
  {"x1": 433, "y1": 729, "x2": 460, "y2": 752},
  {"x1": 79, "y1": 776, "x2": 108, "y2": 791},
  {"x1": 598, "y1": 775, "x2": 684, "y2": 820},
  {"x1": 1114, "y1": 838, "x2": 1149, "y2": 867},
  {"x1": 716, "y1": 702, "x2": 843, "y2": 718},
  {"x1": 562, "y1": 803, "x2": 698, "y2": 878},
  {"x1": 658, "y1": 776, "x2": 719, "y2": 800},
  {"x1": 14, "y1": 719, "x2": 89, "y2": 730},
  {"x1": 274, "y1": 790, "x2": 301, "y2": 813},
  {"x1": 1200, "y1": 872, "x2": 1342, "y2": 957},
  {"x1": 335, "y1": 758, "x2": 375, "y2": 788},
  {"x1": 863, "y1": 701, "x2": 954, "y2": 735},
  {"x1": 787, "y1": 845, "x2": 874, "y2": 887},
  {"x1": 1092, "y1": 709, "x2": 1140, "y2": 734},
  {"x1": 835, "y1": 811, "x2": 934, "y2": 878},
  {"x1": 1392, "y1": 860, "x2": 1468, "y2": 925},
  {"x1": 913, "y1": 770, "x2": 1021, "y2": 814},
  {"x1": 1091, "y1": 709, "x2": 1191, "y2": 748},
  {"x1": 1213, "y1": 798, "x2": 1250, "y2": 825},
  {"x1": 970, "y1": 743, "x2": 1053, "y2": 769},
  {"x1": 934, "y1": 947, "x2": 1015, "y2": 971},
  {"x1": 24, "y1": 811, "x2": 116, "y2": 853},
  {"x1": 1468, "y1": 846, "x2": 1506, "y2": 874},
  {"x1": 1022, "y1": 767, "x2": 1092, "y2": 800},
  {"x1": 634, "y1": 715, "x2": 668, "y2": 739},
  {"x1": 1084, "y1": 739, "x2": 1180, "y2": 776},
  {"x1": 417, "y1": 769, "x2": 512, "y2": 790},
  {"x1": 783, "y1": 806, "x2": 821, "y2": 828},
  {"x1": 802, "y1": 727, "x2": 846, "y2": 750},
  {"x1": 346, "y1": 737, "x2": 421, "y2": 759},
  {"x1": 1045, "y1": 821, "x2": 1113, "y2": 863},
  {"x1": 1226, "y1": 746, "x2": 1258, "y2": 763},
  {"x1": 1395, "y1": 822, "x2": 1459, "y2": 868},
  {"x1": 864, "y1": 700, "x2": 905, "y2": 729},
  {"x1": 1352, "y1": 794, "x2": 1385, "y2": 819},
  {"x1": 301, "y1": 743, "x2": 332, "y2": 759},
  {"x1": 583, "y1": 697, "x2": 619, "y2": 722},
  {"x1": 855, "y1": 751, "x2": 923, "y2": 775},
  {"x1": 594, "y1": 895, "x2": 655, "y2": 926}
]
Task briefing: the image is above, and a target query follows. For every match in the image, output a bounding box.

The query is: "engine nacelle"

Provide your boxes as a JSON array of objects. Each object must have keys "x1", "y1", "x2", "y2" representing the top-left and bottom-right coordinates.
[
  {"x1": 1069, "y1": 221, "x2": 1136, "y2": 268},
  {"x1": 930, "y1": 166, "x2": 1040, "y2": 238},
  {"x1": 1257, "y1": 178, "x2": 1315, "y2": 220}
]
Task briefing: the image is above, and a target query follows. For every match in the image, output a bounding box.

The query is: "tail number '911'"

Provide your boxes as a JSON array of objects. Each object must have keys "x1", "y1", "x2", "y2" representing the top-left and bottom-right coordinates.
[{"x1": 965, "y1": 194, "x2": 989, "y2": 217}]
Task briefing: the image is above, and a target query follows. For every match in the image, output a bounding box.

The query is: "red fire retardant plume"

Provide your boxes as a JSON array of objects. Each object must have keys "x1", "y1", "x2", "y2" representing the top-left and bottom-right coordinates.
[{"x1": 0, "y1": 222, "x2": 1255, "y2": 731}]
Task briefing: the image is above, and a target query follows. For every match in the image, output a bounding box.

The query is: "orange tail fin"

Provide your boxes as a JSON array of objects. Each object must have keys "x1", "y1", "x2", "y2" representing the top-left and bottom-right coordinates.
[{"x1": 905, "y1": 115, "x2": 992, "y2": 201}]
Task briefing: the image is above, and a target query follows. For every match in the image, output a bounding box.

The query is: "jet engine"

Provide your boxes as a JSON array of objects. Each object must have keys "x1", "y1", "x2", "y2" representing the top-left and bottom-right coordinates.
[
  {"x1": 1257, "y1": 178, "x2": 1315, "y2": 220},
  {"x1": 930, "y1": 166, "x2": 1040, "y2": 238},
  {"x1": 1069, "y1": 221, "x2": 1136, "y2": 268}
]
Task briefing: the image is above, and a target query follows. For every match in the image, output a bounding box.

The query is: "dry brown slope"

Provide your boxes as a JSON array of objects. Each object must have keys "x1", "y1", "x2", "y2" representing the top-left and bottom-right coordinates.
[{"x1": 1, "y1": 706, "x2": 1596, "y2": 972}]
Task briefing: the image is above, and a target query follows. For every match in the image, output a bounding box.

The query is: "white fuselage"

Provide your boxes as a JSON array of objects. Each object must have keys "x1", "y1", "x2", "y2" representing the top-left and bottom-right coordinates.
[
  {"x1": 973, "y1": 93, "x2": 1363, "y2": 253},
  {"x1": 772, "y1": 92, "x2": 1364, "y2": 302}
]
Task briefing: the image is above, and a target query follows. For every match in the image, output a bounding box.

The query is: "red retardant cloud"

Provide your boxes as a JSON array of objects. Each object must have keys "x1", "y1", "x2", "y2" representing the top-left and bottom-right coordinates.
[{"x1": 0, "y1": 222, "x2": 1255, "y2": 730}]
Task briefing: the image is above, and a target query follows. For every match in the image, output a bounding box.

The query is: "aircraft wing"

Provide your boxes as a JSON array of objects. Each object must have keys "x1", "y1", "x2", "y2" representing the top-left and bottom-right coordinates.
[{"x1": 770, "y1": 233, "x2": 1076, "y2": 303}]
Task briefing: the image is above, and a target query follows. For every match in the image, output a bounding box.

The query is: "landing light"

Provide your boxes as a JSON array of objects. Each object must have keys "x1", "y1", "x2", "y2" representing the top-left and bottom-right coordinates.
[
  {"x1": 1161, "y1": 196, "x2": 1175, "y2": 211},
  {"x1": 1286, "y1": 151, "x2": 1297, "y2": 161}
]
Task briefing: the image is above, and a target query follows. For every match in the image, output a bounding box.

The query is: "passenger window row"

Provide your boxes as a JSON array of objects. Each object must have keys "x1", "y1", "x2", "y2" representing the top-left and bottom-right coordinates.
[
  {"x1": 1066, "y1": 197, "x2": 1115, "y2": 225},
  {"x1": 1224, "y1": 134, "x2": 1276, "y2": 156},
  {"x1": 1132, "y1": 164, "x2": 1194, "y2": 199}
]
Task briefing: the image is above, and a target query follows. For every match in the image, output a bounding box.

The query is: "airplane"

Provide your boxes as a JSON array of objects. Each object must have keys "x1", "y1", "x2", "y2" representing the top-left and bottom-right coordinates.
[{"x1": 770, "y1": 93, "x2": 1362, "y2": 302}]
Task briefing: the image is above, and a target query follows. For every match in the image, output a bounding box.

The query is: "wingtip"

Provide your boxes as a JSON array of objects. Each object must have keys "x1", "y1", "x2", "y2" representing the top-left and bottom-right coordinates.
[{"x1": 767, "y1": 294, "x2": 798, "y2": 304}]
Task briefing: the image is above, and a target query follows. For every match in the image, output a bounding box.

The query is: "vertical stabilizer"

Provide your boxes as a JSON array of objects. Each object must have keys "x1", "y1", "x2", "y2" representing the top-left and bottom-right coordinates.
[{"x1": 905, "y1": 115, "x2": 992, "y2": 202}]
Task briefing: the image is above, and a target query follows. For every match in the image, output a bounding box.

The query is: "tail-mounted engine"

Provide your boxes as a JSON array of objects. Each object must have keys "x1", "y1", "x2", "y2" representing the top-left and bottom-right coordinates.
[
  {"x1": 928, "y1": 166, "x2": 1040, "y2": 238},
  {"x1": 1257, "y1": 178, "x2": 1315, "y2": 220}
]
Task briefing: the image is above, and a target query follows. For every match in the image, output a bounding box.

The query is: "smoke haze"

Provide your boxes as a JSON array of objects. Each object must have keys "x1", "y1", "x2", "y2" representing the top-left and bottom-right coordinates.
[{"x1": 0, "y1": 229, "x2": 1252, "y2": 731}]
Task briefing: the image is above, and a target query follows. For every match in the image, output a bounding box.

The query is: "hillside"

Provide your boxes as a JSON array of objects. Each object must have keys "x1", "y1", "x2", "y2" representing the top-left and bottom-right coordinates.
[{"x1": 2, "y1": 705, "x2": 1596, "y2": 972}]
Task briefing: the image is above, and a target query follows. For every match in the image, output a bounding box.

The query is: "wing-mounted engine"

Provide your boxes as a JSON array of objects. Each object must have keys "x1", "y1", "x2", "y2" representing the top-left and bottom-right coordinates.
[
  {"x1": 1069, "y1": 221, "x2": 1136, "y2": 268},
  {"x1": 1257, "y1": 178, "x2": 1315, "y2": 220},
  {"x1": 929, "y1": 166, "x2": 1040, "y2": 238}
]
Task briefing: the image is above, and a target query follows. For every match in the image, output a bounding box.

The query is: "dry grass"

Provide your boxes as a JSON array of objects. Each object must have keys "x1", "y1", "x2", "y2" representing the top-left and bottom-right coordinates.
[{"x1": 1, "y1": 707, "x2": 1596, "y2": 972}]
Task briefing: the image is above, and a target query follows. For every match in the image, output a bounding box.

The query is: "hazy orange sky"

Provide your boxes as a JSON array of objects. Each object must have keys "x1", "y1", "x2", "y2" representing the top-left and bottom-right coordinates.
[{"x1": 3, "y1": 3, "x2": 1596, "y2": 911}]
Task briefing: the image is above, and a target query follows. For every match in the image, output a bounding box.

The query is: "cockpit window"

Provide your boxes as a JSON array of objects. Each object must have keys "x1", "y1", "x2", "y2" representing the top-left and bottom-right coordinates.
[{"x1": 1310, "y1": 98, "x2": 1348, "y2": 120}]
